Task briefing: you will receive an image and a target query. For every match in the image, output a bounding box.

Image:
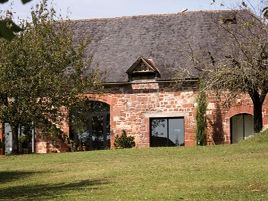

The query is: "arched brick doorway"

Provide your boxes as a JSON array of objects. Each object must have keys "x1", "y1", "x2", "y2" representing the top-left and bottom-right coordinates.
[
  {"x1": 230, "y1": 113, "x2": 254, "y2": 143},
  {"x1": 69, "y1": 100, "x2": 110, "y2": 150}
]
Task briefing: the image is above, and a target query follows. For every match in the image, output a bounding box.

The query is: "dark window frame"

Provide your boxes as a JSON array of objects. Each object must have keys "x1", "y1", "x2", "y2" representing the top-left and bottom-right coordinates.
[{"x1": 149, "y1": 117, "x2": 185, "y2": 147}]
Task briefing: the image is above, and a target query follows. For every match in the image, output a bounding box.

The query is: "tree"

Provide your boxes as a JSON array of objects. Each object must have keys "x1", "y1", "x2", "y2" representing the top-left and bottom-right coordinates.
[
  {"x1": 0, "y1": 0, "x2": 31, "y2": 3},
  {"x1": 263, "y1": 6, "x2": 268, "y2": 18},
  {"x1": 188, "y1": 9, "x2": 268, "y2": 133},
  {"x1": 211, "y1": 1, "x2": 268, "y2": 18},
  {"x1": 196, "y1": 82, "x2": 207, "y2": 145},
  {"x1": 0, "y1": 0, "x2": 100, "y2": 154},
  {"x1": 0, "y1": 0, "x2": 32, "y2": 40}
]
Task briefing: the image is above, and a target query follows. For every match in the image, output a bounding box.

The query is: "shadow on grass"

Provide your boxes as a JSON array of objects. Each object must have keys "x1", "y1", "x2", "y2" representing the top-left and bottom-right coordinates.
[
  {"x1": 0, "y1": 179, "x2": 109, "y2": 200},
  {"x1": 0, "y1": 171, "x2": 41, "y2": 184}
]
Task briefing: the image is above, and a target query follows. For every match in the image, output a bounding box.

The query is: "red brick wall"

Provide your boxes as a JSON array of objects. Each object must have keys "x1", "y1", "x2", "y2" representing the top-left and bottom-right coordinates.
[
  {"x1": 205, "y1": 91, "x2": 268, "y2": 144},
  {"x1": 35, "y1": 139, "x2": 70, "y2": 153},
  {"x1": 34, "y1": 81, "x2": 268, "y2": 152},
  {"x1": 0, "y1": 123, "x2": 3, "y2": 142},
  {"x1": 84, "y1": 82, "x2": 198, "y2": 147}
]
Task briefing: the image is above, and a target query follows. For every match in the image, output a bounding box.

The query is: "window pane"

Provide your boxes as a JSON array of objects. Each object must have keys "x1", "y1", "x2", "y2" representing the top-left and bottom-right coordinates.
[
  {"x1": 244, "y1": 114, "x2": 254, "y2": 138},
  {"x1": 151, "y1": 119, "x2": 168, "y2": 146},
  {"x1": 4, "y1": 123, "x2": 12, "y2": 154},
  {"x1": 168, "y1": 119, "x2": 184, "y2": 146},
  {"x1": 231, "y1": 115, "x2": 244, "y2": 143},
  {"x1": 70, "y1": 100, "x2": 110, "y2": 150},
  {"x1": 150, "y1": 118, "x2": 185, "y2": 147}
]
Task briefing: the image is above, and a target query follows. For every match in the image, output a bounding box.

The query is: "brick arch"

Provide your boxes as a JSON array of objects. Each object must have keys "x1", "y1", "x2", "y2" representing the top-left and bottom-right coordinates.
[
  {"x1": 83, "y1": 94, "x2": 113, "y2": 106},
  {"x1": 224, "y1": 105, "x2": 253, "y2": 121},
  {"x1": 222, "y1": 105, "x2": 253, "y2": 144}
]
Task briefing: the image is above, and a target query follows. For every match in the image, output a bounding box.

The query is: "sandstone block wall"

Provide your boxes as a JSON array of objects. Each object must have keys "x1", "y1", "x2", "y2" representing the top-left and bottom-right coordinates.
[
  {"x1": 84, "y1": 82, "x2": 198, "y2": 148},
  {"x1": 8, "y1": 81, "x2": 268, "y2": 153}
]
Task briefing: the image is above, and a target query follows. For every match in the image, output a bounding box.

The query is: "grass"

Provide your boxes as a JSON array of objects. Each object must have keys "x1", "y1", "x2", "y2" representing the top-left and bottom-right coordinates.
[{"x1": 1, "y1": 132, "x2": 268, "y2": 201}]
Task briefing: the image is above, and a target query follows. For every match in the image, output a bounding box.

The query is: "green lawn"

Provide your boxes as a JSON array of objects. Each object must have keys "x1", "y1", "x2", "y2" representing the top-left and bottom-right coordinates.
[{"x1": 1, "y1": 132, "x2": 268, "y2": 201}]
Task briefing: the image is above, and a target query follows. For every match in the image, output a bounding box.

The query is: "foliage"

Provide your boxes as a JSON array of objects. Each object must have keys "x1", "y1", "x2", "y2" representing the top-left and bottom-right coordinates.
[
  {"x1": 0, "y1": 0, "x2": 100, "y2": 153},
  {"x1": 114, "y1": 130, "x2": 135, "y2": 149},
  {"x1": 196, "y1": 82, "x2": 207, "y2": 145},
  {"x1": 0, "y1": 139, "x2": 4, "y2": 148},
  {"x1": 70, "y1": 100, "x2": 109, "y2": 135},
  {"x1": 0, "y1": 0, "x2": 31, "y2": 3},
  {"x1": 18, "y1": 135, "x2": 30, "y2": 148},
  {"x1": 0, "y1": 0, "x2": 32, "y2": 40},
  {"x1": 0, "y1": 18, "x2": 23, "y2": 41},
  {"x1": 185, "y1": 10, "x2": 268, "y2": 133},
  {"x1": 263, "y1": 7, "x2": 268, "y2": 18}
]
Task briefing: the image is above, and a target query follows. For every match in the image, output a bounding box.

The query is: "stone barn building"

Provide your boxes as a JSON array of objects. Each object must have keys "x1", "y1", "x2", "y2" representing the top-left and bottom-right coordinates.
[{"x1": 1, "y1": 9, "x2": 268, "y2": 153}]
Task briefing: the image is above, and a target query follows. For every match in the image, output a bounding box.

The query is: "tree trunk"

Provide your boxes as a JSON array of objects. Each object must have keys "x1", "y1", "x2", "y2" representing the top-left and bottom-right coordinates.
[
  {"x1": 11, "y1": 124, "x2": 19, "y2": 154},
  {"x1": 249, "y1": 89, "x2": 265, "y2": 133},
  {"x1": 253, "y1": 101, "x2": 263, "y2": 133}
]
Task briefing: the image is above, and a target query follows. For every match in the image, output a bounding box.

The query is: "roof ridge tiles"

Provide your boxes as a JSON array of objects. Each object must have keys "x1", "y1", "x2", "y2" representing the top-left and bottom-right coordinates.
[{"x1": 69, "y1": 9, "x2": 244, "y2": 22}]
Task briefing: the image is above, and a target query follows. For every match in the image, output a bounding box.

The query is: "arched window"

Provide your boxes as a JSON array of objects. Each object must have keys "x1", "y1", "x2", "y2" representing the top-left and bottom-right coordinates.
[
  {"x1": 230, "y1": 113, "x2": 254, "y2": 143},
  {"x1": 70, "y1": 100, "x2": 110, "y2": 150}
]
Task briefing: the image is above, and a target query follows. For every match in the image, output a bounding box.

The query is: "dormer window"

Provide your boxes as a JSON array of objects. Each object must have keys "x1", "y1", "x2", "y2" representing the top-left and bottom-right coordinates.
[
  {"x1": 220, "y1": 13, "x2": 237, "y2": 25},
  {"x1": 126, "y1": 57, "x2": 161, "y2": 81}
]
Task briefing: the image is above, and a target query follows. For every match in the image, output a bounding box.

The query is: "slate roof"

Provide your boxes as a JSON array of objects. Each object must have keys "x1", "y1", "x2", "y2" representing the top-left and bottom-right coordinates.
[{"x1": 70, "y1": 9, "x2": 251, "y2": 83}]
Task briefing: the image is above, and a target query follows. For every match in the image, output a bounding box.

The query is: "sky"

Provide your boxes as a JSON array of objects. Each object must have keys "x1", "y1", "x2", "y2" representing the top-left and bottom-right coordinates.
[{"x1": 0, "y1": 0, "x2": 264, "y2": 21}]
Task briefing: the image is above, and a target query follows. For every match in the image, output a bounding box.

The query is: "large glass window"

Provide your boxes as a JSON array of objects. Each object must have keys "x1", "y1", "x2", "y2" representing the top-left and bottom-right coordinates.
[
  {"x1": 70, "y1": 100, "x2": 110, "y2": 150},
  {"x1": 150, "y1": 117, "x2": 184, "y2": 147}
]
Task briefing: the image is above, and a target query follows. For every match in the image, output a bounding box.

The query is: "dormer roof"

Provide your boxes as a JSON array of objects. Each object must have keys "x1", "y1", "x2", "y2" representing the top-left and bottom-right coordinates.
[{"x1": 126, "y1": 57, "x2": 161, "y2": 81}]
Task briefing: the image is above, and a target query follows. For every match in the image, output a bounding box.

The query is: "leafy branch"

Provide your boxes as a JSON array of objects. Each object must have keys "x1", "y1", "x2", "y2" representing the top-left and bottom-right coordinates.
[{"x1": 0, "y1": 0, "x2": 32, "y2": 40}]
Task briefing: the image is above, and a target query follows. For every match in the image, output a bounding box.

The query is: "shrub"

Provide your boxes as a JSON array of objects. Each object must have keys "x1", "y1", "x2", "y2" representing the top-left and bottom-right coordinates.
[
  {"x1": 114, "y1": 130, "x2": 135, "y2": 149},
  {"x1": 196, "y1": 82, "x2": 208, "y2": 146}
]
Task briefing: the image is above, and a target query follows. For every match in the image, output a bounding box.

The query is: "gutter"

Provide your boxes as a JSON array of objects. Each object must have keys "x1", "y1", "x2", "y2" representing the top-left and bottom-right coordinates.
[{"x1": 102, "y1": 78, "x2": 199, "y2": 86}]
